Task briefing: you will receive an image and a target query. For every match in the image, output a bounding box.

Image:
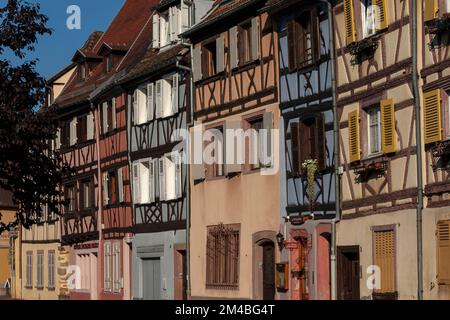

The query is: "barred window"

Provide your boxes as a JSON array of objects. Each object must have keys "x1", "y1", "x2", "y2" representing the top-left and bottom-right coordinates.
[
  {"x1": 206, "y1": 224, "x2": 240, "y2": 288},
  {"x1": 37, "y1": 251, "x2": 44, "y2": 289},
  {"x1": 26, "y1": 251, "x2": 33, "y2": 288},
  {"x1": 48, "y1": 251, "x2": 55, "y2": 290}
]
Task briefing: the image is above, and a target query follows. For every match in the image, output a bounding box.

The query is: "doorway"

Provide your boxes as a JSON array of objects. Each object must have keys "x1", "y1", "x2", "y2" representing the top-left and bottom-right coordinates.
[
  {"x1": 142, "y1": 258, "x2": 161, "y2": 300},
  {"x1": 337, "y1": 246, "x2": 360, "y2": 300},
  {"x1": 261, "y1": 242, "x2": 275, "y2": 300},
  {"x1": 174, "y1": 247, "x2": 187, "y2": 300}
]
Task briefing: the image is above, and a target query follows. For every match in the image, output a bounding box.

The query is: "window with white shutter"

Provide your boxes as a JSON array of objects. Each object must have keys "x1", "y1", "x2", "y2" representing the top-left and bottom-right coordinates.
[
  {"x1": 103, "y1": 172, "x2": 109, "y2": 206},
  {"x1": 113, "y1": 242, "x2": 121, "y2": 293},
  {"x1": 175, "y1": 152, "x2": 182, "y2": 199},
  {"x1": 162, "y1": 77, "x2": 173, "y2": 118},
  {"x1": 147, "y1": 83, "x2": 155, "y2": 122},
  {"x1": 118, "y1": 167, "x2": 124, "y2": 203},
  {"x1": 135, "y1": 86, "x2": 148, "y2": 125},
  {"x1": 172, "y1": 73, "x2": 179, "y2": 115},
  {"x1": 149, "y1": 160, "x2": 156, "y2": 203},
  {"x1": 164, "y1": 154, "x2": 176, "y2": 201},
  {"x1": 155, "y1": 80, "x2": 163, "y2": 119},
  {"x1": 160, "y1": 11, "x2": 170, "y2": 47},
  {"x1": 104, "y1": 243, "x2": 112, "y2": 292},
  {"x1": 132, "y1": 163, "x2": 140, "y2": 204},
  {"x1": 87, "y1": 112, "x2": 94, "y2": 140},
  {"x1": 102, "y1": 102, "x2": 109, "y2": 134},
  {"x1": 70, "y1": 117, "x2": 78, "y2": 146},
  {"x1": 180, "y1": 1, "x2": 190, "y2": 32},
  {"x1": 152, "y1": 14, "x2": 160, "y2": 48},
  {"x1": 112, "y1": 98, "x2": 117, "y2": 130},
  {"x1": 159, "y1": 158, "x2": 166, "y2": 201},
  {"x1": 139, "y1": 160, "x2": 150, "y2": 204},
  {"x1": 48, "y1": 250, "x2": 55, "y2": 289}
]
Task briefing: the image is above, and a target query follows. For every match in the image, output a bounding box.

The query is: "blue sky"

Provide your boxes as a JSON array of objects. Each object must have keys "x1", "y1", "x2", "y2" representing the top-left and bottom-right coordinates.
[{"x1": 3, "y1": 0, "x2": 125, "y2": 78}]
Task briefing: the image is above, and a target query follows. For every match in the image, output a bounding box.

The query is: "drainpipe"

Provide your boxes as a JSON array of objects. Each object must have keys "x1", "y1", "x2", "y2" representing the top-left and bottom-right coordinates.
[
  {"x1": 411, "y1": 0, "x2": 424, "y2": 300},
  {"x1": 177, "y1": 49, "x2": 194, "y2": 299},
  {"x1": 317, "y1": 0, "x2": 340, "y2": 301}
]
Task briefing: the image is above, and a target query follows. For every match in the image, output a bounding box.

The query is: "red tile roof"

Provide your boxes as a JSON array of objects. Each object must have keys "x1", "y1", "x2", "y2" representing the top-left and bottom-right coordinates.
[{"x1": 55, "y1": 0, "x2": 159, "y2": 109}]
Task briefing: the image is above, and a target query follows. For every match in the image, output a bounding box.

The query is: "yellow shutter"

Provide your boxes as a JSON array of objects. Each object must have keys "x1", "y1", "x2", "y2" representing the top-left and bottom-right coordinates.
[
  {"x1": 344, "y1": 0, "x2": 356, "y2": 45},
  {"x1": 424, "y1": 0, "x2": 438, "y2": 22},
  {"x1": 374, "y1": 230, "x2": 396, "y2": 293},
  {"x1": 348, "y1": 110, "x2": 361, "y2": 163},
  {"x1": 381, "y1": 99, "x2": 397, "y2": 154},
  {"x1": 423, "y1": 89, "x2": 443, "y2": 145},
  {"x1": 437, "y1": 221, "x2": 450, "y2": 285},
  {"x1": 375, "y1": 0, "x2": 389, "y2": 30}
]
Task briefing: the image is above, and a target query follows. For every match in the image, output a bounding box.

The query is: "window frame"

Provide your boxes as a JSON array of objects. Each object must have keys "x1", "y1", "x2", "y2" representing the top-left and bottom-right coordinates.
[
  {"x1": 361, "y1": 0, "x2": 376, "y2": 39},
  {"x1": 204, "y1": 124, "x2": 225, "y2": 180},
  {"x1": 36, "y1": 250, "x2": 44, "y2": 290},
  {"x1": 366, "y1": 106, "x2": 382, "y2": 157},
  {"x1": 243, "y1": 113, "x2": 265, "y2": 172},
  {"x1": 202, "y1": 38, "x2": 218, "y2": 79},
  {"x1": 65, "y1": 184, "x2": 76, "y2": 213},
  {"x1": 48, "y1": 250, "x2": 56, "y2": 290}
]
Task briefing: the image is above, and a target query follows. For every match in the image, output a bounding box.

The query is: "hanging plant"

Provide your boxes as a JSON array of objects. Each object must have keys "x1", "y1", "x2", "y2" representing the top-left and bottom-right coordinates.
[{"x1": 302, "y1": 159, "x2": 318, "y2": 210}]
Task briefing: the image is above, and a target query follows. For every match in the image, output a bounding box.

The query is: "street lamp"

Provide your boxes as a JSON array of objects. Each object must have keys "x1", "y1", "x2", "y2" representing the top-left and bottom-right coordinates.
[{"x1": 276, "y1": 231, "x2": 285, "y2": 251}]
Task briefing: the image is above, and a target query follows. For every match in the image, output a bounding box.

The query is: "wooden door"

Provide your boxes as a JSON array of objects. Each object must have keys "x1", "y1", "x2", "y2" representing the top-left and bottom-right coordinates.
[
  {"x1": 174, "y1": 249, "x2": 187, "y2": 300},
  {"x1": 262, "y1": 242, "x2": 275, "y2": 300},
  {"x1": 337, "y1": 246, "x2": 360, "y2": 300},
  {"x1": 142, "y1": 258, "x2": 161, "y2": 300},
  {"x1": 290, "y1": 237, "x2": 309, "y2": 300}
]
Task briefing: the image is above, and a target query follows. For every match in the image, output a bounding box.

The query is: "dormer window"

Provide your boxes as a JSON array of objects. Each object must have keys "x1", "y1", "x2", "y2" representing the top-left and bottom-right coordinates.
[
  {"x1": 106, "y1": 55, "x2": 113, "y2": 73},
  {"x1": 152, "y1": 1, "x2": 190, "y2": 49},
  {"x1": 79, "y1": 63, "x2": 87, "y2": 81}
]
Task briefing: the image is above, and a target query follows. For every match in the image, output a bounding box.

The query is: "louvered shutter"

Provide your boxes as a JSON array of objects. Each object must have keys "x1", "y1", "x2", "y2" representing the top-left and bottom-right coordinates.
[
  {"x1": 230, "y1": 26, "x2": 239, "y2": 69},
  {"x1": 152, "y1": 14, "x2": 160, "y2": 48},
  {"x1": 287, "y1": 20, "x2": 297, "y2": 72},
  {"x1": 374, "y1": 230, "x2": 396, "y2": 293},
  {"x1": 344, "y1": 0, "x2": 356, "y2": 45},
  {"x1": 348, "y1": 110, "x2": 361, "y2": 163},
  {"x1": 70, "y1": 117, "x2": 77, "y2": 146},
  {"x1": 172, "y1": 74, "x2": 179, "y2": 115},
  {"x1": 317, "y1": 114, "x2": 326, "y2": 170},
  {"x1": 118, "y1": 167, "x2": 124, "y2": 203},
  {"x1": 147, "y1": 83, "x2": 154, "y2": 121},
  {"x1": 193, "y1": 46, "x2": 202, "y2": 82},
  {"x1": 374, "y1": 0, "x2": 389, "y2": 30},
  {"x1": 291, "y1": 123, "x2": 300, "y2": 175},
  {"x1": 437, "y1": 221, "x2": 450, "y2": 285},
  {"x1": 224, "y1": 120, "x2": 242, "y2": 175},
  {"x1": 112, "y1": 98, "x2": 117, "y2": 130},
  {"x1": 103, "y1": 172, "x2": 109, "y2": 206},
  {"x1": 155, "y1": 80, "x2": 163, "y2": 119},
  {"x1": 87, "y1": 112, "x2": 94, "y2": 140},
  {"x1": 104, "y1": 243, "x2": 111, "y2": 292},
  {"x1": 153, "y1": 158, "x2": 160, "y2": 199},
  {"x1": 132, "y1": 163, "x2": 140, "y2": 204},
  {"x1": 181, "y1": 0, "x2": 189, "y2": 31},
  {"x1": 175, "y1": 153, "x2": 182, "y2": 198},
  {"x1": 216, "y1": 36, "x2": 225, "y2": 73},
  {"x1": 149, "y1": 160, "x2": 155, "y2": 203},
  {"x1": 159, "y1": 158, "x2": 166, "y2": 201},
  {"x1": 56, "y1": 128, "x2": 61, "y2": 150},
  {"x1": 380, "y1": 99, "x2": 397, "y2": 154},
  {"x1": 262, "y1": 112, "x2": 273, "y2": 167},
  {"x1": 296, "y1": 20, "x2": 306, "y2": 68},
  {"x1": 251, "y1": 17, "x2": 260, "y2": 61},
  {"x1": 299, "y1": 121, "x2": 311, "y2": 165},
  {"x1": 102, "y1": 102, "x2": 108, "y2": 133},
  {"x1": 113, "y1": 243, "x2": 121, "y2": 292},
  {"x1": 423, "y1": 89, "x2": 442, "y2": 145},
  {"x1": 424, "y1": 0, "x2": 438, "y2": 22}
]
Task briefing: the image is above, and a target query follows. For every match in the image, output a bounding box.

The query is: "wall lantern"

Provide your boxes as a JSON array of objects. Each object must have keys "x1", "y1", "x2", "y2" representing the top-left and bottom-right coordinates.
[{"x1": 276, "y1": 231, "x2": 285, "y2": 251}]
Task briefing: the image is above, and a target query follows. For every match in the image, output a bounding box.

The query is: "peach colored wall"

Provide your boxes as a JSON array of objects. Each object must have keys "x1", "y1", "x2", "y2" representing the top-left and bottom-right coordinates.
[{"x1": 189, "y1": 102, "x2": 281, "y2": 299}]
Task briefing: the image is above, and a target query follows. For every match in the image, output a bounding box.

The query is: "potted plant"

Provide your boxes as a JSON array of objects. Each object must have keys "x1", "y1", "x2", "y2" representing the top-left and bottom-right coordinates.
[{"x1": 302, "y1": 159, "x2": 318, "y2": 209}]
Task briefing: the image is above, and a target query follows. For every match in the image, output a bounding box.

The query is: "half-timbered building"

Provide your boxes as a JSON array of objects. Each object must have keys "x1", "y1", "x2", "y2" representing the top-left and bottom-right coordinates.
[
  {"x1": 183, "y1": 0, "x2": 280, "y2": 299},
  {"x1": 335, "y1": 0, "x2": 420, "y2": 300},
  {"x1": 115, "y1": 0, "x2": 213, "y2": 300},
  {"x1": 265, "y1": 0, "x2": 335, "y2": 300},
  {"x1": 420, "y1": 0, "x2": 450, "y2": 300},
  {"x1": 52, "y1": 0, "x2": 156, "y2": 300}
]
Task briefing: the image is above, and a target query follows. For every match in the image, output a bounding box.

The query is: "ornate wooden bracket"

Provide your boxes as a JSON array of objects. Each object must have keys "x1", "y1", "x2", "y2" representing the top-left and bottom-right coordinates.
[
  {"x1": 352, "y1": 160, "x2": 387, "y2": 183},
  {"x1": 348, "y1": 35, "x2": 380, "y2": 65}
]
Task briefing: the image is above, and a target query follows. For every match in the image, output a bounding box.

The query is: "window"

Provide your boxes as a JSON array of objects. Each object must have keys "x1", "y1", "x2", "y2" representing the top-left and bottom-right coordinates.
[
  {"x1": 437, "y1": 221, "x2": 450, "y2": 285},
  {"x1": 206, "y1": 224, "x2": 240, "y2": 288},
  {"x1": 79, "y1": 63, "x2": 87, "y2": 81},
  {"x1": 287, "y1": 10, "x2": 320, "y2": 71},
  {"x1": 77, "y1": 115, "x2": 87, "y2": 143},
  {"x1": 202, "y1": 40, "x2": 217, "y2": 78},
  {"x1": 60, "y1": 121, "x2": 71, "y2": 148},
  {"x1": 48, "y1": 251, "x2": 55, "y2": 290},
  {"x1": 65, "y1": 185, "x2": 76, "y2": 212},
  {"x1": 37, "y1": 251, "x2": 44, "y2": 289},
  {"x1": 113, "y1": 242, "x2": 121, "y2": 293},
  {"x1": 159, "y1": 153, "x2": 183, "y2": 201},
  {"x1": 26, "y1": 251, "x2": 32, "y2": 288},
  {"x1": 133, "y1": 84, "x2": 153, "y2": 125},
  {"x1": 238, "y1": 21, "x2": 252, "y2": 65},
  {"x1": 107, "y1": 171, "x2": 117, "y2": 206},
  {"x1": 102, "y1": 99, "x2": 116, "y2": 134},
  {"x1": 367, "y1": 107, "x2": 381, "y2": 155},
  {"x1": 103, "y1": 170, "x2": 124, "y2": 206},
  {"x1": 361, "y1": 0, "x2": 376, "y2": 38},
  {"x1": 373, "y1": 227, "x2": 397, "y2": 296},
  {"x1": 80, "y1": 180, "x2": 92, "y2": 210},
  {"x1": 104, "y1": 243, "x2": 112, "y2": 292},
  {"x1": 106, "y1": 55, "x2": 113, "y2": 73},
  {"x1": 244, "y1": 117, "x2": 263, "y2": 170},
  {"x1": 206, "y1": 127, "x2": 224, "y2": 178},
  {"x1": 160, "y1": 11, "x2": 170, "y2": 47},
  {"x1": 77, "y1": 253, "x2": 92, "y2": 291},
  {"x1": 290, "y1": 115, "x2": 326, "y2": 175}
]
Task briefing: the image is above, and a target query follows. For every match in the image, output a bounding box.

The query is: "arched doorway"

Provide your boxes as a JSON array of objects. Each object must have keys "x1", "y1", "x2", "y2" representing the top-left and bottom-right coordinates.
[{"x1": 252, "y1": 231, "x2": 277, "y2": 300}]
